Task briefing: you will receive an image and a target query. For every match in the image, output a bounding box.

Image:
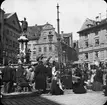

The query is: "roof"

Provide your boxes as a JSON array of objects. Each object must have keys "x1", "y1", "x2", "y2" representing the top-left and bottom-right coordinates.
[
  {"x1": 79, "y1": 18, "x2": 96, "y2": 32},
  {"x1": 63, "y1": 33, "x2": 72, "y2": 37},
  {"x1": 4, "y1": 12, "x2": 15, "y2": 19},
  {"x1": 27, "y1": 23, "x2": 56, "y2": 40},
  {"x1": 4, "y1": 12, "x2": 22, "y2": 33},
  {"x1": 27, "y1": 25, "x2": 43, "y2": 40},
  {"x1": 78, "y1": 18, "x2": 107, "y2": 33}
]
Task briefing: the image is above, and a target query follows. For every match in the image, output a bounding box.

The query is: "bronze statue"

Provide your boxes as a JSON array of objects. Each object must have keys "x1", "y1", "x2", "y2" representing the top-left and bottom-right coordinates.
[{"x1": 19, "y1": 17, "x2": 28, "y2": 33}]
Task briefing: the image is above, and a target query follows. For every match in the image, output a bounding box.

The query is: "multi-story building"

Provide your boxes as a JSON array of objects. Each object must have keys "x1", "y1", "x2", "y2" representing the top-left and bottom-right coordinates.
[
  {"x1": 27, "y1": 22, "x2": 74, "y2": 63},
  {"x1": 3, "y1": 12, "x2": 21, "y2": 64},
  {"x1": 77, "y1": 17, "x2": 107, "y2": 66},
  {"x1": 27, "y1": 22, "x2": 58, "y2": 62},
  {"x1": 0, "y1": 8, "x2": 5, "y2": 64}
]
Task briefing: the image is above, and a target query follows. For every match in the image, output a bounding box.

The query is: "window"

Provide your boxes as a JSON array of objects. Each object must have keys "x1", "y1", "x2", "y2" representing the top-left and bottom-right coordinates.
[
  {"x1": 33, "y1": 51, "x2": 36, "y2": 55},
  {"x1": 33, "y1": 44, "x2": 36, "y2": 50},
  {"x1": 44, "y1": 47, "x2": 47, "y2": 52},
  {"x1": 95, "y1": 51, "x2": 98, "y2": 57},
  {"x1": 100, "y1": 51, "x2": 104, "y2": 60},
  {"x1": 85, "y1": 41, "x2": 88, "y2": 47},
  {"x1": 95, "y1": 38, "x2": 99, "y2": 46},
  {"x1": 49, "y1": 46, "x2": 52, "y2": 52},
  {"x1": 33, "y1": 44, "x2": 36, "y2": 46},
  {"x1": 33, "y1": 47, "x2": 36, "y2": 50},
  {"x1": 85, "y1": 53, "x2": 88, "y2": 59},
  {"x1": 39, "y1": 47, "x2": 41, "y2": 52},
  {"x1": 44, "y1": 37, "x2": 47, "y2": 40},
  {"x1": 49, "y1": 31, "x2": 52, "y2": 34}
]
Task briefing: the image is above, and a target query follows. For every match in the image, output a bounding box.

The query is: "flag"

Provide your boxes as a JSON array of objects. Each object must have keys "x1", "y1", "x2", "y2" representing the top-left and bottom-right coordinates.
[
  {"x1": 61, "y1": 42, "x2": 67, "y2": 51},
  {"x1": 61, "y1": 42, "x2": 78, "y2": 62},
  {"x1": 67, "y1": 47, "x2": 78, "y2": 61}
]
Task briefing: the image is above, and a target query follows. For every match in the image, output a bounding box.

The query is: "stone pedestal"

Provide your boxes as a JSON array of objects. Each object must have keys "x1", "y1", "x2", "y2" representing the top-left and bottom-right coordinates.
[{"x1": 18, "y1": 34, "x2": 28, "y2": 63}]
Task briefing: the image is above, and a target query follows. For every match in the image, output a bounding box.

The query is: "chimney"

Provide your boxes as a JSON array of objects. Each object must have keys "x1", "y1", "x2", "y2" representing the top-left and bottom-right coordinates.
[
  {"x1": 35, "y1": 24, "x2": 37, "y2": 26},
  {"x1": 95, "y1": 15, "x2": 100, "y2": 25}
]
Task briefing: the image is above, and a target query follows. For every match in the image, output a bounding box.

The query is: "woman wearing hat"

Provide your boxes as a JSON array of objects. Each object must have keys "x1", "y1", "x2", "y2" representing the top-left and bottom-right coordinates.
[{"x1": 34, "y1": 57, "x2": 48, "y2": 93}]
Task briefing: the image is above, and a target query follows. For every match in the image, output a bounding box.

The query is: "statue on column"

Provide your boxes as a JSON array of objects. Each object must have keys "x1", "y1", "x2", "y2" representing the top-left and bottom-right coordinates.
[
  {"x1": 19, "y1": 17, "x2": 28, "y2": 33},
  {"x1": 18, "y1": 17, "x2": 29, "y2": 64}
]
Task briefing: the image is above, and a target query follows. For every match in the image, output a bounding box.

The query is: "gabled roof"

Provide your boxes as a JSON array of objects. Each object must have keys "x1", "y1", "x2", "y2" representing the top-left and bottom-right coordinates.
[
  {"x1": 27, "y1": 25, "x2": 43, "y2": 40},
  {"x1": 4, "y1": 12, "x2": 22, "y2": 32},
  {"x1": 78, "y1": 18, "x2": 107, "y2": 33},
  {"x1": 4, "y1": 12, "x2": 15, "y2": 19},
  {"x1": 79, "y1": 18, "x2": 96, "y2": 32},
  {"x1": 27, "y1": 23, "x2": 56, "y2": 41}
]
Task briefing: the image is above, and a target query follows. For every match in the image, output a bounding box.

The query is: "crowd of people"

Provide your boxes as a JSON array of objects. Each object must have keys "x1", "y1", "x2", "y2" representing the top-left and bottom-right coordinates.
[
  {"x1": 0, "y1": 57, "x2": 64, "y2": 95},
  {"x1": 0, "y1": 57, "x2": 107, "y2": 97}
]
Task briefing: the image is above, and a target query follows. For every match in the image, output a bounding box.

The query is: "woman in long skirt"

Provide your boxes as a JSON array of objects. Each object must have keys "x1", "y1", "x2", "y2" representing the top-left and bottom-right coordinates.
[{"x1": 50, "y1": 61, "x2": 64, "y2": 95}]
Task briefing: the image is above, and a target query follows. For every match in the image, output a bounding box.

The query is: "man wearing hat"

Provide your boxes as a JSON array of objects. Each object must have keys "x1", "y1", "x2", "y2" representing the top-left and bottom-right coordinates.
[
  {"x1": 34, "y1": 55, "x2": 48, "y2": 93},
  {"x1": 1, "y1": 60, "x2": 13, "y2": 93},
  {"x1": 16, "y1": 61, "x2": 31, "y2": 92}
]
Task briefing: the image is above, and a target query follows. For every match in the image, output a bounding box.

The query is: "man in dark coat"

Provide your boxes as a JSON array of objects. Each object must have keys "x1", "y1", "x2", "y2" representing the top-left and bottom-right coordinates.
[
  {"x1": 16, "y1": 62, "x2": 31, "y2": 92},
  {"x1": 1, "y1": 61, "x2": 13, "y2": 93},
  {"x1": 34, "y1": 60, "x2": 48, "y2": 93},
  {"x1": 104, "y1": 73, "x2": 107, "y2": 96},
  {"x1": 92, "y1": 67, "x2": 103, "y2": 91}
]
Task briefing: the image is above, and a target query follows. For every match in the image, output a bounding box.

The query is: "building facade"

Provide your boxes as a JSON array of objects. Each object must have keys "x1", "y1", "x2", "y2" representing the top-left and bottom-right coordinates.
[
  {"x1": 0, "y1": 8, "x2": 5, "y2": 64},
  {"x1": 27, "y1": 23, "x2": 74, "y2": 63},
  {"x1": 27, "y1": 23, "x2": 58, "y2": 62},
  {"x1": 3, "y1": 12, "x2": 21, "y2": 64},
  {"x1": 77, "y1": 18, "x2": 107, "y2": 65}
]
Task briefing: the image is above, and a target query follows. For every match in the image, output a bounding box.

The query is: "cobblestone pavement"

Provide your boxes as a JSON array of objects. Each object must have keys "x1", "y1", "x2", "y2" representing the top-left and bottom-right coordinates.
[{"x1": 1, "y1": 90, "x2": 107, "y2": 105}]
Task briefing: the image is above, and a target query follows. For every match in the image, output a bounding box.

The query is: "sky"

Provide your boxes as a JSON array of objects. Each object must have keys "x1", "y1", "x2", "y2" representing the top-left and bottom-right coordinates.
[{"x1": 1, "y1": 0, "x2": 107, "y2": 40}]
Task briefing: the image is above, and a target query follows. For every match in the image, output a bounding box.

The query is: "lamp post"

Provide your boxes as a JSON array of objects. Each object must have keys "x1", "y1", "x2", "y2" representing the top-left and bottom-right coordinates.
[{"x1": 56, "y1": 3, "x2": 62, "y2": 72}]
